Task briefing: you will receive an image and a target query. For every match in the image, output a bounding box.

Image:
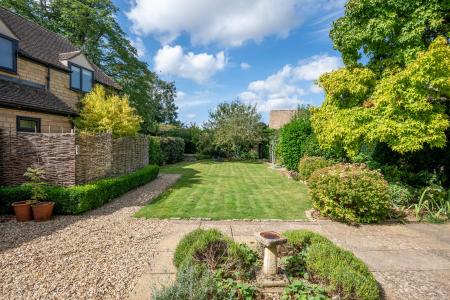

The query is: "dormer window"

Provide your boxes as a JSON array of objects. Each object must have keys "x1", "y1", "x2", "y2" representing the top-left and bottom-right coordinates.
[
  {"x1": 70, "y1": 63, "x2": 93, "y2": 92},
  {"x1": 0, "y1": 34, "x2": 17, "y2": 73}
]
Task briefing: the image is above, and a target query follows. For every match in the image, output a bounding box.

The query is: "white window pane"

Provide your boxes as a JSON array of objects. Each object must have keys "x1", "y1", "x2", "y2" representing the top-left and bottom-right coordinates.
[{"x1": 0, "y1": 37, "x2": 13, "y2": 69}]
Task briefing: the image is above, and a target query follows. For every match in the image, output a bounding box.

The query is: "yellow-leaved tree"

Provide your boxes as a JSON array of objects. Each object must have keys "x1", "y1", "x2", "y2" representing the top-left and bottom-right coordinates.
[{"x1": 76, "y1": 85, "x2": 142, "y2": 137}]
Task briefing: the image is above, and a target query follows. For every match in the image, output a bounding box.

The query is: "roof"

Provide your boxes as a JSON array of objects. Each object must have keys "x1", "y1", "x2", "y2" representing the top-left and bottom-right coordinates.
[
  {"x1": 0, "y1": 7, "x2": 121, "y2": 90},
  {"x1": 0, "y1": 78, "x2": 78, "y2": 116}
]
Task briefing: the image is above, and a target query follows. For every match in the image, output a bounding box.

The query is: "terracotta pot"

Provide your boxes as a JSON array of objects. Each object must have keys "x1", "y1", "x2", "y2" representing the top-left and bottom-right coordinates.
[
  {"x1": 11, "y1": 201, "x2": 33, "y2": 222},
  {"x1": 31, "y1": 202, "x2": 55, "y2": 222}
]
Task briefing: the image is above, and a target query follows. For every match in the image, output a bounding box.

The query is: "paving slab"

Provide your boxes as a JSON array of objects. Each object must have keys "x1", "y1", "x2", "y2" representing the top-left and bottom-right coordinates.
[{"x1": 133, "y1": 220, "x2": 450, "y2": 300}]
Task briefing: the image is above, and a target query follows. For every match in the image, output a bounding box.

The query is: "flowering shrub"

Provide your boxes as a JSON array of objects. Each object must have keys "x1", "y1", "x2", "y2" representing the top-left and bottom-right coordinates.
[
  {"x1": 308, "y1": 163, "x2": 390, "y2": 224},
  {"x1": 298, "y1": 156, "x2": 334, "y2": 181}
]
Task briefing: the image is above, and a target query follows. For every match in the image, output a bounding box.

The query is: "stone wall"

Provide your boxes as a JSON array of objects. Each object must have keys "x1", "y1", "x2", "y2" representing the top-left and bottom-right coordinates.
[
  {"x1": 0, "y1": 132, "x2": 149, "y2": 186},
  {"x1": 0, "y1": 132, "x2": 76, "y2": 186}
]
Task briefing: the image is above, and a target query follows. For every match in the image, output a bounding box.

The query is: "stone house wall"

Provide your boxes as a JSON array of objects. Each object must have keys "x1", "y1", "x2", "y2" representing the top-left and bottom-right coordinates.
[
  {"x1": 269, "y1": 110, "x2": 298, "y2": 129},
  {"x1": 0, "y1": 107, "x2": 73, "y2": 134}
]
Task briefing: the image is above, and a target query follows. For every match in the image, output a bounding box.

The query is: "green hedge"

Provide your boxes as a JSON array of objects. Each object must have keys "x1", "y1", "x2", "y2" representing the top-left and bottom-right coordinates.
[
  {"x1": 308, "y1": 163, "x2": 390, "y2": 224},
  {"x1": 149, "y1": 136, "x2": 163, "y2": 165},
  {"x1": 0, "y1": 165, "x2": 159, "y2": 215},
  {"x1": 298, "y1": 156, "x2": 334, "y2": 181},
  {"x1": 283, "y1": 230, "x2": 380, "y2": 300},
  {"x1": 149, "y1": 136, "x2": 185, "y2": 165}
]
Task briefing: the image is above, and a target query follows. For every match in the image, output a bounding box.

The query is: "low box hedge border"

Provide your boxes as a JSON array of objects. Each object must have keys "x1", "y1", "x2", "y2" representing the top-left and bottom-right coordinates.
[{"x1": 0, "y1": 165, "x2": 159, "y2": 215}]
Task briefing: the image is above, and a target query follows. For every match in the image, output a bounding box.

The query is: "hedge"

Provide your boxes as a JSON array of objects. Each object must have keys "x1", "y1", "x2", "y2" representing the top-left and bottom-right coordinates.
[
  {"x1": 0, "y1": 165, "x2": 159, "y2": 215},
  {"x1": 298, "y1": 156, "x2": 334, "y2": 181},
  {"x1": 149, "y1": 136, "x2": 185, "y2": 165},
  {"x1": 283, "y1": 230, "x2": 380, "y2": 300}
]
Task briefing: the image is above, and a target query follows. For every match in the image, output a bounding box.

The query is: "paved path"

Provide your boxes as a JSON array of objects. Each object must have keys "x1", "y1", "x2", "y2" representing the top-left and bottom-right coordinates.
[{"x1": 130, "y1": 219, "x2": 450, "y2": 300}]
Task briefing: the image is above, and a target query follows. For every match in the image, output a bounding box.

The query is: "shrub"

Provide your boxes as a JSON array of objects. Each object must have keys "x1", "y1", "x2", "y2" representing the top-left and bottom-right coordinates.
[
  {"x1": 389, "y1": 183, "x2": 415, "y2": 208},
  {"x1": 152, "y1": 264, "x2": 216, "y2": 300},
  {"x1": 277, "y1": 111, "x2": 315, "y2": 171},
  {"x1": 173, "y1": 228, "x2": 231, "y2": 269},
  {"x1": 160, "y1": 136, "x2": 185, "y2": 164},
  {"x1": 308, "y1": 163, "x2": 390, "y2": 224},
  {"x1": 148, "y1": 136, "x2": 163, "y2": 165},
  {"x1": 298, "y1": 156, "x2": 334, "y2": 181},
  {"x1": 0, "y1": 165, "x2": 159, "y2": 215},
  {"x1": 283, "y1": 230, "x2": 380, "y2": 300},
  {"x1": 282, "y1": 280, "x2": 329, "y2": 300}
]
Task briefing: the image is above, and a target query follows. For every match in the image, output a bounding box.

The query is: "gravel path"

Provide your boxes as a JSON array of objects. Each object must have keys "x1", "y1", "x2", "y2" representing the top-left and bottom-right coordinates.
[{"x1": 0, "y1": 174, "x2": 180, "y2": 300}]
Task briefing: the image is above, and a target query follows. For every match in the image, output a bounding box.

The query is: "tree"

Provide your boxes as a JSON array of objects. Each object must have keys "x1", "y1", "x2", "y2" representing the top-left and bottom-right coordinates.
[
  {"x1": 205, "y1": 101, "x2": 262, "y2": 158},
  {"x1": 330, "y1": 0, "x2": 449, "y2": 71},
  {"x1": 75, "y1": 85, "x2": 142, "y2": 137},
  {"x1": 0, "y1": 0, "x2": 178, "y2": 132}
]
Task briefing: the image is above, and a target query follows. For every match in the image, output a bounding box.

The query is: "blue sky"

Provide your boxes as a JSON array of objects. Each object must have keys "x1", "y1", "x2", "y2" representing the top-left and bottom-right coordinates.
[{"x1": 112, "y1": 0, "x2": 346, "y2": 125}]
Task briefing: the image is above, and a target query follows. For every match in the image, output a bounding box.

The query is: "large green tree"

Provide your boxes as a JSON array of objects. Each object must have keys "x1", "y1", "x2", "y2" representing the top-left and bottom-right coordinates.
[
  {"x1": 312, "y1": 0, "x2": 450, "y2": 185},
  {"x1": 0, "y1": 0, "x2": 178, "y2": 132},
  {"x1": 206, "y1": 101, "x2": 262, "y2": 158}
]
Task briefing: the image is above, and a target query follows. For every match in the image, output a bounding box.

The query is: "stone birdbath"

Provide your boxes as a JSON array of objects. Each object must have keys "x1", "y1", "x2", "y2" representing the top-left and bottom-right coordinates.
[{"x1": 255, "y1": 231, "x2": 287, "y2": 287}]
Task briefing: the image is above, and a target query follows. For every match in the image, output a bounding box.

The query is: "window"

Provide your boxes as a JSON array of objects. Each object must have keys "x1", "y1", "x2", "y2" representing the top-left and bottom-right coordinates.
[
  {"x1": 0, "y1": 35, "x2": 17, "y2": 72},
  {"x1": 16, "y1": 116, "x2": 41, "y2": 133},
  {"x1": 70, "y1": 63, "x2": 93, "y2": 92}
]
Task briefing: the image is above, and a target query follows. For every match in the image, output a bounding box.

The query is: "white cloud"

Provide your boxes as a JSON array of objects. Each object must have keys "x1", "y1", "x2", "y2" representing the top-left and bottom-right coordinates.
[
  {"x1": 309, "y1": 84, "x2": 323, "y2": 94},
  {"x1": 293, "y1": 55, "x2": 341, "y2": 80},
  {"x1": 126, "y1": 0, "x2": 345, "y2": 47},
  {"x1": 175, "y1": 90, "x2": 213, "y2": 108},
  {"x1": 130, "y1": 37, "x2": 146, "y2": 57},
  {"x1": 240, "y1": 62, "x2": 251, "y2": 70},
  {"x1": 154, "y1": 45, "x2": 226, "y2": 83},
  {"x1": 239, "y1": 54, "x2": 342, "y2": 112},
  {"x1": 186, "y1": 113, "x2": 197, "y2": 119}
]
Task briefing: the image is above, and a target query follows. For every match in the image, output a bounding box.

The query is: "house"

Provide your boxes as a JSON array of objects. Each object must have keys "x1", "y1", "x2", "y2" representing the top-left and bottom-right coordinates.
[
  {"x1": 269, "y1": 109, "x2": 298, "y2": 129},
  {"x1": 0, "y1": 7, "x2": 120, "y2": 135}
]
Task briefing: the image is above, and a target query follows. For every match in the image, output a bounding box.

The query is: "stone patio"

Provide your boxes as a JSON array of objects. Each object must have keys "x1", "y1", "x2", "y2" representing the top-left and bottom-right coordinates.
[{"x1": 129, "y1": 219, "x2": 450, "y2": 300}]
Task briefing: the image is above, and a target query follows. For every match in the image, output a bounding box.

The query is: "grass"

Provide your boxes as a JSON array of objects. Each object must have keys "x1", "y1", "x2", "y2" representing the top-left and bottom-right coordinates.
[{"x1": 135, "y1": 160, "x2": 311, "y2": 220}]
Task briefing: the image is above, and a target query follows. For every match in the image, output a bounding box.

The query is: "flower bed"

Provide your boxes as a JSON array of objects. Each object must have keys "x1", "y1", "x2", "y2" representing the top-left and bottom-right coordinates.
[
  {"x1": 0, "y1": 165, "x2": 159, "y2": 215},
  {"x1": 153, "y1": 229, "x2": 380, "y2": 300}
]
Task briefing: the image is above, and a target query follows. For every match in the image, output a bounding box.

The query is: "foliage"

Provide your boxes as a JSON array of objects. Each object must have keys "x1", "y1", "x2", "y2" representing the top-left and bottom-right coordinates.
[
  {"x1": 225, "y1": 243, "x2": 260, "y2": 280},
  {"x1": 283, "y1": 230, "x2": 380, "y2": 300},
  {"x1": 76, "y1": 86, "x2": 142, "y2": 137},
  {"x1": 173, "y1": 229, "x2": 231, "y2": 269},
  {"x1": 389, "y1": 183, "x2": 415, "y2": 208},
  {"x1": 0, "y1": 165, "x2": 159, "y2": 214},
  {"x1": 159, "y1": 137, "x2": 185, "y2": 164},
  {"x1": 298, "y1": 156, "x2": 334, "y2": 181},
  {"x1": 196, "y1": 129, "x2": 216, "y2": 157},
  {"x1": 282, "y1": 280, "x2": 330, "y2": 300},
  {"x1": 0, "y1": 0, "x2": 178, "y2": 132},
  {"x1": 314, "y1": 38, "x2": 450, "y2": 157},
  {"x1": 23, "y1": 167, "x2": 47, "y2": 203},
  {"x1": 308, "y1": 164, "x2": 390, "y2": 224},
  {"x1": 412, "y1": 184, "x2": 449, "y2": 223},
  {"x1": 215, "y1": 276, "x2": 257, "y2": 300},
  {"x1": 148, "y1": 136, "x2": 163, "y2": 165},
  {"x1": 152, "y1": 264, "x2": 216, "y2": 300},
  {"x1": 277, "y1": 108, "x2": 319, "y2": 170},
  {"x1": 205, "y1": 101, "x2": 262, "y2": 158},
  {"x1": 330, "y1": 0, "x2": 449, "y2": 70},
  {"x1": 284, "y1": 253, "x2": 307, "y2": 279},
  {"x1": 158, "y1": 124, "x2": 201, "y2": 154}
]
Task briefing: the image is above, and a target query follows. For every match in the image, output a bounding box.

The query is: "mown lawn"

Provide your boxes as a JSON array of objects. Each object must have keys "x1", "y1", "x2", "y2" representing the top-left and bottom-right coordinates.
[{"x1": 135, "y1": 160, "x2": 311, "y2": 220}]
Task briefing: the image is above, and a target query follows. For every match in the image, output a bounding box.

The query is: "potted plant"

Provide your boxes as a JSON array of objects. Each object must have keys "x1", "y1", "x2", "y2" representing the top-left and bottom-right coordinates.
[{"x1": 24, "y1": 167, "x2": 55, "y2": 222}]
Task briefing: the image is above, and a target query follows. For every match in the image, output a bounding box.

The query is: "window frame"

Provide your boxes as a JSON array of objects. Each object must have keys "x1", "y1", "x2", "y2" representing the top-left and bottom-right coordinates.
[
  {"x1": 68, "y1": 62, "x2": 94, "y2": 93},
  {"x1": 16, "y1": 116, "x2": 41, "y2": 133},
  {"x1": 0, "y1": 33, "x2": 18, "y2": 74}
]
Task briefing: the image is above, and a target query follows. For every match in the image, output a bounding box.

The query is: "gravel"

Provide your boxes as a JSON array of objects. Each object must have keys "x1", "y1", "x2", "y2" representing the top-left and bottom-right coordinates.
[{"x1": 0, "y1": 174, "x2": 180, "y2": 300}]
